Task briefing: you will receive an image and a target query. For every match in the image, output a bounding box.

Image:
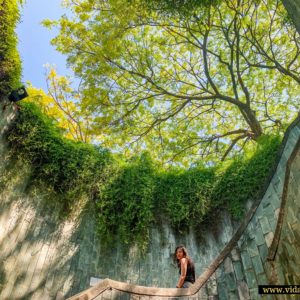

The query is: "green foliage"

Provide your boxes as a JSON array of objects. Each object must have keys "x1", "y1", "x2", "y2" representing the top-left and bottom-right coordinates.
[
  {"x1": 0, "y1": 0, "x2": 22, "y2": 95},
  {"x1": 156, "y1": 167, "x2": 216, "y2": 230},
  {"x1": 5, "y1": 102, "x2": 112, "y2": 212},
  {"x1": 155, "y1": 135, "x2": 281, "y2": 231},
  {"x1": 212, "y1": 136, "x2": 282, "y2": 218},
  {"x1": 130, "y1": 0, "x2": 217, "y2": 16},
  {"x1": 97, "y1": 153, "x2": 155, "y2": 249},
  {"x1": 0, "y1": 0, "x2": 284, "y2": 251},
  {"x1": 46, "y1": 0, "x2": 299, "y2": 165},
  {"x1": 5, "y1": 103, "x2": 281, "y2": 248}
]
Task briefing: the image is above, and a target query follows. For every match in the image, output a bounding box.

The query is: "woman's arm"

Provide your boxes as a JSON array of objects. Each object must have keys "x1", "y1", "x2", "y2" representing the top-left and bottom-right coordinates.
[{"x1": 176, "y1": 258, "x2": 187, "y2": 288}]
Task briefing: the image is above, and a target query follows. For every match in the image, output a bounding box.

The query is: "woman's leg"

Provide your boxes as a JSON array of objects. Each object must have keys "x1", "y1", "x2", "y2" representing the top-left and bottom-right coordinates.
[{"x1": 182, "y1": 281, "x2": 193, "y2": 288}]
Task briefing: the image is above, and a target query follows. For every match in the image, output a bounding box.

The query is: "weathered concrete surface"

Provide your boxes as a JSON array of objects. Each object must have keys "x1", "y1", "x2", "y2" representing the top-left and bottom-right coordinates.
[
  {"x1": 1, "y1": 98, "x2": 300, "y2": 300},
  {"x1": 263, "y1": 151, "x2": 300, "y2": 299},
  {"x1": 68, "y1": 120, "x2": 300, "y2": 299},
  {"x1": 0, "y1": 100, "x2": 239, "y2": 299}
]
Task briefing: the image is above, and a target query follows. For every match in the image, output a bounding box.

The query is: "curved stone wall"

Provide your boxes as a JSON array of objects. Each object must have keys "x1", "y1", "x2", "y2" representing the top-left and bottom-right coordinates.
[
  {"x1": 1, "y1": 99, "x2": 300, "y2": 300},
  {"x1": 68, "y1": 115, "x2": 300, "y2": 300},
  {"x1": 0, "y1": 100, "x2": 240, "y2": 298}
]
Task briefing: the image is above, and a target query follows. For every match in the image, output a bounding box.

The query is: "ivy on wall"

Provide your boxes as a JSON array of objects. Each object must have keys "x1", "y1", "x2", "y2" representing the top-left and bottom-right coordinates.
[
  {"x1": 5, "y1": 103, "x2": 113, "y2": 212},
  {"x1": 0, "y1": 0, "x2": 22, "y2": 95},
  {"x1": 97, "y1": 153, "x2": 156, "y2": 249},
  {"x1": 4, "y1": 102, "x2": 281, "y2": 249}
]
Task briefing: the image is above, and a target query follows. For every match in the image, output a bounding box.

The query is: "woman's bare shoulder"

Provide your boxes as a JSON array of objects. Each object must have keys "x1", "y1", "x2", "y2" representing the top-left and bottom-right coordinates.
[{"x1": 181, "y1": 257, "x2": 187, "y2": 264}]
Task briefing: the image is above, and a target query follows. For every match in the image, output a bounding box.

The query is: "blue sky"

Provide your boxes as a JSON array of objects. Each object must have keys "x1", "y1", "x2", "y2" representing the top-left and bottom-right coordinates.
[{"x1": 17, "y1": 0, "x2": 73, "y2": 91}]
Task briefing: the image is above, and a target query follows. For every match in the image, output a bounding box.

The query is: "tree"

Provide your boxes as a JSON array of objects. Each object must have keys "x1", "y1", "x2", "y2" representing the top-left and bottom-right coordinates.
[
  {"x1": 134, "y1": 0, "x2": 300, "y2": 35},
  {"x1": 45, "y1": 0, "x2": 300, "y2": 166},
  {"x1": 26, "y1": 68, "x2": 94, "y2": 143},
  {"x1": 0, "y1": 0, "x2": 22, "y2": 95},
  {"x1": 280, "y1": 0, "x2": 300, "y2": 34},
  {"x1": 128, "y1": 0, "x2": 216, "y2": 16}
]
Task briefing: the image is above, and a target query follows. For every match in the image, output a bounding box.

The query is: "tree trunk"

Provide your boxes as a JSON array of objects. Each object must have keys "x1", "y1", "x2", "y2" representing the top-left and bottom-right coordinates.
[
  {"x1": 239, "y1": 105, "x2": 263, "y2": 139},
  {"x1": 281, "y1": 0, "x2": 300, "y2": 35}
]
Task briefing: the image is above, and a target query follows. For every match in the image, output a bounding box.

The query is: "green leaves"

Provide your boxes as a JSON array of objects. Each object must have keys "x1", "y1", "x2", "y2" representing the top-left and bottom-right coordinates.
[
  {"x1": 98, "y1": 153, "x2": 155, "y2": 249},
  {"x1": 130, "y1": 0, "x2": 217, "y2": 17},
  {"x1": 212, "y1": 135, "x2": 281, "y2": 218},
  {"x1": 2, "y1": 0, "x2": 286, "y2": 252},
  {"x1": 5, "y1": 103, "x2": 280, "y2": 249},
  {"x1": 43, "y1": 0, "x2": 299, "y2": 165},
  {"x1": 5, "y1": 102, "x2": 112, "y2": 212},
  {"x1": 156, "y1": 167, "x2": 215, "y2": 229},
  {"x1": 0, "y1": 0, "x2": 22, "y2": 95}
]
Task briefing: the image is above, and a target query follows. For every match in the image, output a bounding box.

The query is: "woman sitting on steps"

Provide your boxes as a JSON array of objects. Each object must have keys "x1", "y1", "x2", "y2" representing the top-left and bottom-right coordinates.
[{"x1": 174, "y1": 245, "x2": 195, "y2": 288}]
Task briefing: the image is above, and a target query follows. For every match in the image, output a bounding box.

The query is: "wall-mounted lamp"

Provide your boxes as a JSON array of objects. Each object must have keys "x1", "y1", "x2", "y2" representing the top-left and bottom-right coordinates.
[{"x1": 8, "y1": 86, "x2": 28, "y2": 102}]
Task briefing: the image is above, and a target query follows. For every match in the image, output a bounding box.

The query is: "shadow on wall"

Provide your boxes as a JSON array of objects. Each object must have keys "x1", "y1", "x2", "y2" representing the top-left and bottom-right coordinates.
[
  {"x1": 0, "y1": 100, "x2": 247, "y2": 297},
  {"x1": 0, "y1": 146, "x2": 94, "y2": 299},
  {"x1": 0, "y1": 101, "x2": 180, "y2": 299},
  {"x1": 0, "y1": 147, "x2": 238, "y2": 299}
]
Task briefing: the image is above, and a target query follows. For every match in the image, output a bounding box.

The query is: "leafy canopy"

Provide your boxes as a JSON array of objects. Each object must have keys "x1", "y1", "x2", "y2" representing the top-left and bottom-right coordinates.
[
  {"x1": 44, "y1": 0, "x2": 299, "y2": 167},
  {"x1": 127, "y1": 0, "x2": 218, "y2": 16}
]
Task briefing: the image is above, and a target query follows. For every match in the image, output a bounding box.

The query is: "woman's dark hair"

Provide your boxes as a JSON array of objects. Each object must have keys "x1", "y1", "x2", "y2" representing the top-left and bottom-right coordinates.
[{"x1": 174, "y1": 245, "x2": 190, "y2": 267}]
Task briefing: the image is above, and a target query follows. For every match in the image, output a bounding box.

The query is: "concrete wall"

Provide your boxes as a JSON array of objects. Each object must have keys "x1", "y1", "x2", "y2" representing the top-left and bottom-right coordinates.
[
  {"x1": 1, "y1": 99, "x2": 300, "y2": 300},
  {"x1": 69, "y1": 117, "x2": 300, "y2": 300},
  {"x1": 0, "y1": 100, "x2": 240, "y2": 299},
  {"x1": 205, "y1": 124, "x2": 300, "y2": 300}
]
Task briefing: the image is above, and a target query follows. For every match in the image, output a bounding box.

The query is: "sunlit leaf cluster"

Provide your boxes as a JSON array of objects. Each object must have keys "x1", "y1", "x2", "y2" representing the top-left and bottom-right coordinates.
[{"x1": 25, "y1": 67, "x2": 95, "y2": 143}]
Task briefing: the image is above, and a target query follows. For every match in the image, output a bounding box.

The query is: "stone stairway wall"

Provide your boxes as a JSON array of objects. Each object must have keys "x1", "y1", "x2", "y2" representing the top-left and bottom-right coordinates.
[
  {"x1": 0, "y1": 100, "x2": 240, "y2": 299},
  {"x1": 1, "y1": 99, "x2": 300, "y2": 300},
  {"x1": 208, "y1": 124, "x2": 300, "y2": 300},
  {"x1": 68, "y1": 117, "x2": 300, "y2": 300}
]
